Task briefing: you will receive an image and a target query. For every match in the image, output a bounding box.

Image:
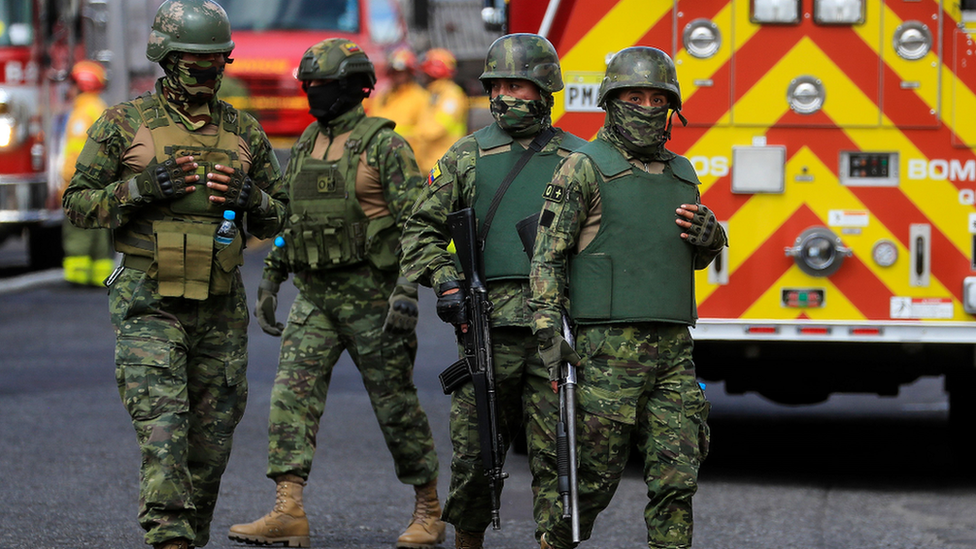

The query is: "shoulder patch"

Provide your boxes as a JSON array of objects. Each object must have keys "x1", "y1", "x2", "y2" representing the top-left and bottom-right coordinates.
[
  {"x1": 543, "y1": 183, "x2": 564, "y2": 203},
  {"x1": 428, "y1": 161, "x2": 442, "y2": 185}
]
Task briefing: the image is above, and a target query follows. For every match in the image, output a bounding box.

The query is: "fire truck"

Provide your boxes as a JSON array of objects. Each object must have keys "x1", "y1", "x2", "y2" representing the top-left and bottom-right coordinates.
[
  {"x1": 505, "y1": 0, "x2": 976, "y2": 448},
  {"x1": 217, "y1": 0, "x2": 408, "y2": 142}
]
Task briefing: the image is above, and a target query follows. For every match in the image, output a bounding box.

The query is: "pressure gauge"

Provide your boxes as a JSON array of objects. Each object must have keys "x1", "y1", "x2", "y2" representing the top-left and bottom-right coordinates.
[{"x1": 872, "y1": 239, "x2": 898, "y2": 267}]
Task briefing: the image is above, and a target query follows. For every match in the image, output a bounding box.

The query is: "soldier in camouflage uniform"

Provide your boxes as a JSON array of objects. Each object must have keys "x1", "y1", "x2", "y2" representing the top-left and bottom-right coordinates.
[
  {"x1": 528, "y1": 47, "x2": 727, "y2": 549},
  {"x1": 226, "y1": 38, "x2": 443, "y2": 549},
  {"x1": 60, "y1": 2, "x2": 287, "y2": 549},
  {"x1": 400, "y1": 33, "x2": 587, "y2": 549}
]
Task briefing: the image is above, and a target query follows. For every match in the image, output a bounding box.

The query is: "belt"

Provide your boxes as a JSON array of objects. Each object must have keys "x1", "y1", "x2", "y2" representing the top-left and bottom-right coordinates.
[{"x1": 122, "y1": 254, "x2": 154, "y2": 272}]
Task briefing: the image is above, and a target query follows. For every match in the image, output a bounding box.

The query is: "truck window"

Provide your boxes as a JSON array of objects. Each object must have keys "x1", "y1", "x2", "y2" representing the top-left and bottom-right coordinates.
[
  {"x1": 369, "y1": 0, "x2": 403, "y2": 45},
  {"x1": 221, "y1": 0, "x2": 360, "y2": 33},
  {"x1": 0, "y1": 0, "x2": 33, "y2": 46}
]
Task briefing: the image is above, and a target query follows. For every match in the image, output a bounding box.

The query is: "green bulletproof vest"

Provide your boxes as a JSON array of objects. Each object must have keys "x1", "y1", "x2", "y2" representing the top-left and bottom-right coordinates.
[
  {"x1": 569, "y1": 139, "x2": 700, "y2": 326},
  {"x1": 113, "y1": 91, "x2": 245, "y2": 300},
  {"x1": 278, "y1": 116, "x2": 401, "y2": 272},
  {"x1": 472, "y1": 123, "x2": 587, "y2": 280}
]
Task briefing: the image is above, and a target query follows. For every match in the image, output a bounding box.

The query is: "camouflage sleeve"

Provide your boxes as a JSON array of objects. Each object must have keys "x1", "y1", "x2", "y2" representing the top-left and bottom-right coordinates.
[
  {"x1": 262, "y1": 243, "x2": 290, "y2": 284},
  {"x1": 367, "y1": 128, "x2": 425, "y2": 231},
  {"x1": 239, "y1": 112, "x2": 287, "y2": 239},
  {"x1": 528, "y1": 153, "x2": 599, "y2": 335},
  {"x1": 398, "y1": 143, "x2": 468, "y2": 288},
  {"x1": 61, "y1": 104, "x2": 143, "y2": 229}
]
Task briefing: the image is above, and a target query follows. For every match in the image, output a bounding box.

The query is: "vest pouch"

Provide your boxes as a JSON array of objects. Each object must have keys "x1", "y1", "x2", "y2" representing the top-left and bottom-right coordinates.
[
  {"x1": 168, "y1": 161, "x2": 221, "y2": 218},
  {"x1": 211, "y1": 229, "x2": 244, "y2": 295},
  {"x1": 297, "y1": 217, "x2": 358, "y2": 270},
  {"x1": 365, "y1": 215, "x2": 400, "y2": 271},
  {"x1": 153, "y1": 219, "x2": 218, "y2": 300},
  {"x1": 569, "y1": 252, "x2": 613, "y2": 320}
]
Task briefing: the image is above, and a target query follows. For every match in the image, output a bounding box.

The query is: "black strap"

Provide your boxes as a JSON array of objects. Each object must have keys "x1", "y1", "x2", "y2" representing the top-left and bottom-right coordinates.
[{"x1": 477, "y1": 126, "x2": 557, "y2": 246}]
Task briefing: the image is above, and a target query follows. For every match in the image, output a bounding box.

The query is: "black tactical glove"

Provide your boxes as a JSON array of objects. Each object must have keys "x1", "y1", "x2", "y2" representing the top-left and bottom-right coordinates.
[
  {"x1": 133, "y1": 158, "x2": 193, "y2": 203},
  {"x1": 383, "y1": 277, "x2": 419, "y2": 334},
  {"x1": 222, "y1": 170, "x2": 267, "y2": 213},
  {"x1": 255, "y1": 278, "x2": 284, "y2": 336},
  {"x1": 537, "y1": 327, "x2": 581, "y2": 382},
  {"x1": 684, "y1": 204, "x2": 721, "y2": 248},
  {"x1": 435, "y1": 280, "x2": 467, "y2": 327}
]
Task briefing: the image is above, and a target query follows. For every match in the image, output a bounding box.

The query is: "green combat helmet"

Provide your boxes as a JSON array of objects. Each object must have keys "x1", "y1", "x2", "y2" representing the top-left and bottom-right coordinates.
[
  {"x1": 479, "y1": 33, "x2": 563, "y2": 94},
  {"x1": 146, "y1": 0, "x2": 235, "y2": 63},
  {"x1": 297, "y1": 38, "x2": 376, "y2": 87},
  {"x1": 597, "y1": 46, "x2": 682, "y2": 110}
]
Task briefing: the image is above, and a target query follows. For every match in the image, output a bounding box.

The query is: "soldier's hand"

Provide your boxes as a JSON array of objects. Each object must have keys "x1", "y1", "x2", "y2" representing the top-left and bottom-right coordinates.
[
  {"x1": 255, "y1": 278, "x2": 284, "y2": 336},
  {"x1": 538, "y1": 328, "x2": 581, "y2": 383},
  {"x1": 207, "y1": 164, "x2": 267, "y2": 212},
  {"x1": 133, "y1": 156, "x2": 198, "y2": 202},
  {"x1": 435, "y1": 280, "x2": 468, "y2": 327},
  {"x1": 677, "y1": 203, "x2": 721, "y2": 248},
  {"x1": 384, "y1": 277, "x2": 419, "y2": 334}
]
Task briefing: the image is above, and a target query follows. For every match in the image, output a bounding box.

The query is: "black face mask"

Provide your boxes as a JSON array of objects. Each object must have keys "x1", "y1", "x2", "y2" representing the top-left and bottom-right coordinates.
[{"x1": 306, "y1": 82, "x2": 345, "y2": 124}]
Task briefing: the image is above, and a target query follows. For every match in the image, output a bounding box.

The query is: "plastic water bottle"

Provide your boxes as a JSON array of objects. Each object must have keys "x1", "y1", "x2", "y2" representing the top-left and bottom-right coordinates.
[
  {"x1": 214, "y1": 210, "x2": 237, "y2": 247},
  {"x1": 274, "y1": 236, "x2": 285, "y2": 248}
]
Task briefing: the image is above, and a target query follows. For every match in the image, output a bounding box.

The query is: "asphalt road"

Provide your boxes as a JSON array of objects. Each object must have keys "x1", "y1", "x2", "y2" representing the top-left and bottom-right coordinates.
[{"x1": 2, "y1": 238, "x2": 976, "y2": 549}]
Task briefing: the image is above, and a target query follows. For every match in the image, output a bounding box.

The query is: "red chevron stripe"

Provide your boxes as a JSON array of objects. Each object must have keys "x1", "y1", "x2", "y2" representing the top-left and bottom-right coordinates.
[
  {"x1": 698, "y1": 205, "x2": 823, "y2": 317},
  {"x1": 553, "y1": 0, "x2": 620, "y2": 54},
  {"x1": 828, "y1": 252, "x2": 894, "y2": 320}
]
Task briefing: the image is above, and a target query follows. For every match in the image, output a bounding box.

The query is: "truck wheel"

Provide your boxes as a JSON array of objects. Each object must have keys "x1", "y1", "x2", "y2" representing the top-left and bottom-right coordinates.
[
  {"x1": 947, "y1": 367, "x2": 976, "y2": 466},
  {"x1": 27, "y1": 224, "x2": 64, "y2": 271}
]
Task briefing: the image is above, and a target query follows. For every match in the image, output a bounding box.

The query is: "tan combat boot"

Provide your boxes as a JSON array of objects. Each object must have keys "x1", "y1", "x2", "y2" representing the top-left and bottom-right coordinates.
[
  {"x1": 454, "y1": 529, "x2": 484, "y2": 549},
  {"x1": 396, "y1": 479, "x2": 447, "y2": 548},
  {"x1": 227, "y1": 474, "x2": 310, "y2": 548},
  {"x1": 540, "y1": 533, "x2": 554, "y2": 549}
]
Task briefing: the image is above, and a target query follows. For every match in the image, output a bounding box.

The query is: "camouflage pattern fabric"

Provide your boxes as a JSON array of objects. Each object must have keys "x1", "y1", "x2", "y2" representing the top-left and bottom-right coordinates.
[
  {"x1": 489, "y1": 95, "x2": 549, "y2": 137},
  {"x1": 160, "y1": 54, "x2": 226, "y2": 130},
  {"x1": 261, "y1": 106, "x2": 438, "y2": 486},
  {"x1": 597, "y1": 46, "x2": 682, "y2": 109},
  {"x1": 480, "y1": 34, "x2": 564, "y2": 95},
  {"x1": 297, "y1": 38, "x2": 376, "y2": 83},
  {"x1": 539, "y1": 323, "x2": 709, "y2": 549},
  {"x1": 439, "y1": 327, "x2": 560, "y2": 536},
  {"x1": 110, "y1": 267, "x2": 249, "y2": 547},
  {"x1": 603, "y1": 100, "x2": 675, "y2": 162},
  {"x1": 529, "y1": 133, "x2": 719, "y2": 549},
  {"x1": 61, "y1": 83, "x2": 285, "y2": 235},
  {"x1": 266, "y1": 262, "x2": 439, "y2": 484}
]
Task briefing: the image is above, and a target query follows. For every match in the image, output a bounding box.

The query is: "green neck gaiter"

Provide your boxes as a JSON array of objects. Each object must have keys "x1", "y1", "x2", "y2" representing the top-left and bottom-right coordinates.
[
  {"x1": 603, "y1": 99, "x2": 675, "y2": 161},
  {"x1": 160, "y1": 55, "x2": 225, "y2": 131},
  {"x1": 489, "y1": 95, "x2": 551, "y2": 137}
]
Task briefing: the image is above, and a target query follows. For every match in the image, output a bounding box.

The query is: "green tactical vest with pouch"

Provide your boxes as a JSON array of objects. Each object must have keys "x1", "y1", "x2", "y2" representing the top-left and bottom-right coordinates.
[
  {"x1": 472, "y1": 123, "x2": 587, "y2": 280},
  {"x1": 569, "y1": 139, "x2": 700, "y2": 326},
  {"x1": 113, "y1": 91, "x2": 245, "y2": 300},
  {"x1": 278, "y1": 117, "x2": 401, "y2": 272}
]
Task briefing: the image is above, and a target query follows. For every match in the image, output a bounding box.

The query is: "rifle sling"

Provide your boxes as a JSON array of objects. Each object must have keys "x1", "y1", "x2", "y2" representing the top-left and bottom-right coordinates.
[{"x1": 477, "y1": 126, "x2": 557, "y2": 247}]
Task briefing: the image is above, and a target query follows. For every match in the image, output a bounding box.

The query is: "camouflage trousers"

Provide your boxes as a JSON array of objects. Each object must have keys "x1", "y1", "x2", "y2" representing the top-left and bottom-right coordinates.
[
  {"x1": 109, "y1": 266, "x2": 249, "y2": 547},
  {"x1": 266, "y1": 262, "x2": 439, "y2": 486},
  {"x1": 441, "y1": 326, "x2": 561, "y2": 536},
  {"x1": 541, "y1": 323, "x2": 710, "y2": 549}
]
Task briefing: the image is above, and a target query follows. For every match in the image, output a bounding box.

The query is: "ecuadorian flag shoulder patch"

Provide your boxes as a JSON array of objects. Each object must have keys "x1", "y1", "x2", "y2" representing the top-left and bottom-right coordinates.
[{"x1": 428, "y1": 162, "x2": 442, "y2": 185}]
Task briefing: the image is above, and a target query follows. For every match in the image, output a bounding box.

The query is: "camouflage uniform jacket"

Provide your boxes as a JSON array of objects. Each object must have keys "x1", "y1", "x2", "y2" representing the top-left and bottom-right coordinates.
[
  {"x1": 529, "y1": 129, "x2": 727, "y2": 334},
  {"x1": 400, "y1": 122, "x2": 580, "y2": 328},
  {"x1": 263, "y1": 104, "x2": 425, "y2": 283},
  {"x1": 62, "y1": 80, "x2": 286, "y2": 238}
]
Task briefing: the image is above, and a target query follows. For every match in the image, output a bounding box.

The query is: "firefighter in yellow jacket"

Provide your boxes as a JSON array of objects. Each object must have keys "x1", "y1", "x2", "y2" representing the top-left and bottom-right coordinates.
[
  {"x1": 414, "y1": 48, "x2": 468, "y2": 173},
  {"x1": 59, "y1": 60, "x2": 114, "y2": 285},
  {"x1": 368, "y1": 46, "x2": 430, "y2": 156}
]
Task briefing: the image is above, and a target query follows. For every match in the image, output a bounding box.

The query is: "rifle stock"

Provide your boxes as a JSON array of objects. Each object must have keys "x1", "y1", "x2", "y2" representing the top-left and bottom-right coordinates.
[
  {"x1": 444, "y1": 207, "x2": 507, "y2": 530},
  {"x1": 517, "y1": 212, "x2": 581, "y2": 543}
]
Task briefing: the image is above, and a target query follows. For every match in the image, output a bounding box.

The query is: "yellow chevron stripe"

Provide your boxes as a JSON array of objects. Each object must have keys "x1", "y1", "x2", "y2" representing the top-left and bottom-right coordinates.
[
  {"x1": 675, "y1": 3, "x2": 739, "y2": 103},
  {"x1": 742, "y1": 267, "x2": 866, "y2": 320}
]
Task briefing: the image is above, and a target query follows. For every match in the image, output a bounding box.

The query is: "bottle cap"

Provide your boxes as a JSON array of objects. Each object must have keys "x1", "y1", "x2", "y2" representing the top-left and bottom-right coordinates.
[
  {"x1": 223, "y1": 210, "x2": 236, "y2": 221},
  {"x1": 274, "y1": 236, "x2": 285, "y2": 248}
]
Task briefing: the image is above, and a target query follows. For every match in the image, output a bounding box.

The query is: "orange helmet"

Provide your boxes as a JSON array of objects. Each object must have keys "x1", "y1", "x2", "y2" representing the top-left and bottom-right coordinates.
[
  {"x1": 71, "y1": 60, "x2": 107, "y2": 93},
  {"x1": 421, "y1": 48, "x2": 457, "y2": 80},
  {"x1": 387, "y1": 47, "x2": 418, "y2": 73}
]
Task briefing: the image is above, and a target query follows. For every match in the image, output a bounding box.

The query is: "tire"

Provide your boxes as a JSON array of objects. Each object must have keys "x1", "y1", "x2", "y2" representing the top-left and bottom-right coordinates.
[
  {"x1": 946, "y1": 367, "x2": 976, "y2": 468},
  {"x1": 27, "y1": 223, "x2": 64, "y2": 271}
]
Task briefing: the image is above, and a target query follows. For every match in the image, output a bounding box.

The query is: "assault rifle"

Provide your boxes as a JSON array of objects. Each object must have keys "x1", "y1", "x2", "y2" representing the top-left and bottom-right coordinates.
[
  {"x1": 516, "y1": 212, "x2": 581, "y2": 543},
  {"x1": 438, "y1": 207, "x2": 507, "y2": 530}
]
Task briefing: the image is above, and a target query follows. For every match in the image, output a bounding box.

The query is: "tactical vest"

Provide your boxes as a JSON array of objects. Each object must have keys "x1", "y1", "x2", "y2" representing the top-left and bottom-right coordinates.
[
  {"x1": 278, "y1": 117, "x2": 401, "y2": 272},
  {"x1": 472, "y1": 124, "x2": 587, "y2": 280},
  {"x1": 113, "y1": 92, "x2": 245, "y2": 300},
  {"x1": 568, "y1": 139, "x2": 700, "y2": 326}
]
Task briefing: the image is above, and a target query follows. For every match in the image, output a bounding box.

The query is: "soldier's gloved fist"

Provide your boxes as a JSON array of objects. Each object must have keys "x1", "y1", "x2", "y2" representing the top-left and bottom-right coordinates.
[
  {"x1": 135, "y1": 158, "x2": 192, "y2": 202},
  {"x1": 384, "y1": 277, "x2": 419, "y2": 334},
  {"x1": 223, "y1": 170, "x2": 266, "y2": 212},
  {"x1": 255, "y1": 278, "x2": 284, "y2": 336},
  {"x1": 538, "y1": 328, "x2": 581, "y2": 381},
  {"x1": 684, "y1": 204, "x2": 720, "y2": 248},
  {"x1": 435, "y1": 280, "x2": 468, "y2": 327}
]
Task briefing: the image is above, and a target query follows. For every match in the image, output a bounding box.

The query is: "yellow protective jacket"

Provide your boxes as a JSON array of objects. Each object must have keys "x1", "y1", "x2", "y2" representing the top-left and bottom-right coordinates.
[
  {"x1": 415, "y1": 78, "x2": 468, "y2": 173},
  {"x1": 368, "y1": 81, "x2": 429, "y2": 157}
]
